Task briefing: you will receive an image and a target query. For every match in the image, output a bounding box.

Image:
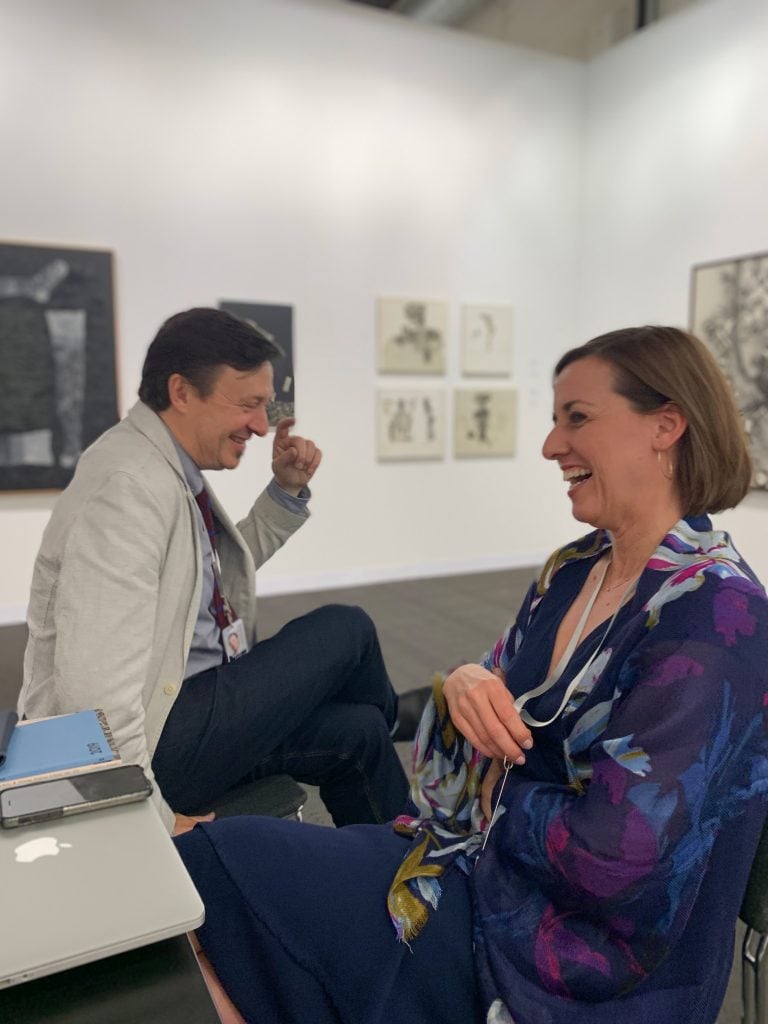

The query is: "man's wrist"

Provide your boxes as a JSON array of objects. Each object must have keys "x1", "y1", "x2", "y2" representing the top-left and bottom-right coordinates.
[
  {"x1": 267, "y1": 477, "x2": 310, "y2": 513},
  {"x1": 276, "y1": 481, "x2": 303, "y2": 498}
]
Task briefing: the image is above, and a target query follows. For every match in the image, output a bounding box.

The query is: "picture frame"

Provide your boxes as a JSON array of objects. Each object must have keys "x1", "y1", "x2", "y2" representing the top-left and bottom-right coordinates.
[
  {"x1": 0, "y1": 241, "x2": 118, "y2": 492},
  {"x1": 376, "y1": 388, "x2": 445, "y2": 461},
  {"x1": 376, "y1": 296, "x2": 448, "y2": 375},
  {"x1": 219, "y1": 300, "x2": 294, "y2": 428},
  {"x1": 690, "y1": 251, "x2": 768, "y2": 489},
  {"x1": 460, "y1": 303, "x2": 514, "y2": 377},
  {"x1": 453, "y1": 388, "x2": 517, "y2": 458}
]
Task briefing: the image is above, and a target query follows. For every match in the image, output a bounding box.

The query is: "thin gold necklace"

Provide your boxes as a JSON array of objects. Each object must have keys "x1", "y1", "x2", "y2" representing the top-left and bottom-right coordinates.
[{"x1": 602, "y1": 556, "x2": 641, "y2": 593}]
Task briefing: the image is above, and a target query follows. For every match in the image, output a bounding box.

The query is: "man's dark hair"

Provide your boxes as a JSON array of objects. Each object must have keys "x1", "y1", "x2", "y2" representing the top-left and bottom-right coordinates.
[{"x1": 139, "y1": 307, "x2": 283, "y2": 411}]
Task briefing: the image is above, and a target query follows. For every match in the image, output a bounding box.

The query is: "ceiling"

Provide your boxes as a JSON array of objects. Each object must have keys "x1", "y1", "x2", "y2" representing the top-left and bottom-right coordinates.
[{"x1": 346, "y1": 0, "x2": 702, "y2": 60}]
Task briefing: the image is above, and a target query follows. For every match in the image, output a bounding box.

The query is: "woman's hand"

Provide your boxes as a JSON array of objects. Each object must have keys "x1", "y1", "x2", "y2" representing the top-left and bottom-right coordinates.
[{"x1": 443, "y1": 663, "x2": 532, "y2": 761}]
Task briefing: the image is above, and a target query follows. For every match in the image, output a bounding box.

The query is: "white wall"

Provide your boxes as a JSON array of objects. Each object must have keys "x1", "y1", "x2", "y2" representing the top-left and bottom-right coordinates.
[
  {"x1": 0, "y1": 0, "x2": 584, "y2": 621},
  {"x1": 580, "y1": 0, "x2": 768, "y2": 580},
  {"x1": 2, "y1": 0, "x2": 767, "y2": 623}
]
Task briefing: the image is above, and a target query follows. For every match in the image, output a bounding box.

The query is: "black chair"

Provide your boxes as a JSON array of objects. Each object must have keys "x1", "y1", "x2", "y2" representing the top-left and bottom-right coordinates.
[
  {"x1": 193, "y1": 774, "x2": 308, "y2": 822},
  {"x1": 741, "y1": 822, "x2": 768, "y2": 1024}
]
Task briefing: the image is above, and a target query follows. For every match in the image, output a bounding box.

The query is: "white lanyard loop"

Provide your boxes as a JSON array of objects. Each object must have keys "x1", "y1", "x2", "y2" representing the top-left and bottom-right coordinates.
[
  {"x1": 514, "y1": 558, "x2": 636, "y2": 729},
  {"x1": 480, "y1": 557, "x2": 637, "y2": 852}
]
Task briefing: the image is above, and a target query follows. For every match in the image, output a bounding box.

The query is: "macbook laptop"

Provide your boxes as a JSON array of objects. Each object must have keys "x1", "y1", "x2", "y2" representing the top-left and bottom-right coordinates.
[{"x1": 0, "y1": 796, "x2": 204, "y2": 988}]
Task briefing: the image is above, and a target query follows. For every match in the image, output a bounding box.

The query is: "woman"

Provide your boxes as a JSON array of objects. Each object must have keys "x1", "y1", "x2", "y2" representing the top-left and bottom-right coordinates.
[{"x1": 176, "y1": 326, "x2": 768, "y2": 1024}]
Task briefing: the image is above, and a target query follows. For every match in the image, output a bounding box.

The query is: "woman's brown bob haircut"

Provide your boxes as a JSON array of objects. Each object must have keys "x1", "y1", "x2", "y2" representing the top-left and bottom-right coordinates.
[{"x1": 554, "y1": 326, "x2": 752, "y2": 516}]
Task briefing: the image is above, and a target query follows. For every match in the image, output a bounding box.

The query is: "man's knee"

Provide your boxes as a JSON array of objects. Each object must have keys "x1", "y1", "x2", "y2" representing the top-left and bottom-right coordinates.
[
  {"x1": 331, "y1": 701, "x2": 392, "y2": 754},
  {"x1": 311, "y1": 603, "x2": 378, "y2": 648}
]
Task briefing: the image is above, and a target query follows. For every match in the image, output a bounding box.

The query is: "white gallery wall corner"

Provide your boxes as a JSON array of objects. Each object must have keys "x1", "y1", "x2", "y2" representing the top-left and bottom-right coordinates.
[{"x1": 0, "y1": 0, "x2": 767, "y2": 622}]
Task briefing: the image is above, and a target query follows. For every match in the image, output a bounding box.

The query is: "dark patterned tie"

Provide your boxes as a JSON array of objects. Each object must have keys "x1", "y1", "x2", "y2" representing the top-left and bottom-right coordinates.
[{"x1": 194, "y1": 486, "x2": 230, "y2": 630}]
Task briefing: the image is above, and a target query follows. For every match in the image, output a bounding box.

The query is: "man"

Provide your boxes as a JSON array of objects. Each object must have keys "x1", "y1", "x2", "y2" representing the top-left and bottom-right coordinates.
[{"x1": 19, "y1": 307, "x2": 421, "y2": 834}]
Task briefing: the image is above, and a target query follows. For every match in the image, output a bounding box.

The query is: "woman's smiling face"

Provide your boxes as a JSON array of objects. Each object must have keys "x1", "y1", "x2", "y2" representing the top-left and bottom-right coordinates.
[{"x1": 542, "y1": 356, "x2": 664, "y2": 531}]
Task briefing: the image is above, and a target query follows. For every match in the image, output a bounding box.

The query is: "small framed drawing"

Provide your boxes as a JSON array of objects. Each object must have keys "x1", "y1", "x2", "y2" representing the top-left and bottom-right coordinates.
[
  {"x1": 219, "y1": 300, "x2": 294, "y2": 428},
  {"x1": 690, "y1": 251, "x2": 768, "y2": 489},
  {"x1": 454, "y1": 388, "x2": 517, "y2": 458},
  {"x1": 376, "y1": 297, "x2": 447, "y2": 375},
  {"x1": 0, "y1": 240, "x2": 118, "y2": 492},
  {"x1": 376, "y1": 389, "x2": 445, "y2": 461},
  {"x1": 460, "y1": 303, "x2": 514, "y2": 377}
]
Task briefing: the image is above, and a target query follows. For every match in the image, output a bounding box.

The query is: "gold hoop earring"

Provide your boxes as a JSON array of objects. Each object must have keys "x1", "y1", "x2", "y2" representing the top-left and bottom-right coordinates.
[{"x1": 656, "y1": 449, "x2": 674, "y2": 480}]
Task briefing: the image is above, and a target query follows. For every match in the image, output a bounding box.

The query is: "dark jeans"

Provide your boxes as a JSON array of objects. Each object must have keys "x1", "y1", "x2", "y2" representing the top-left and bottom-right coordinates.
[{"x1": 152, "y1": 604, "x2": 409, "y2": 826}]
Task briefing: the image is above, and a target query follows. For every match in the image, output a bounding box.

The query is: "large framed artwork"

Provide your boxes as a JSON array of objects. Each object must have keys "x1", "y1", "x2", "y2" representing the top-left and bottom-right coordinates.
[
  {"x1": 219, "y1": 301, "x2": 294, "y2": 427},
  {"x1": 690, "y1": 252, "x2": 768, "y2": 489},
  {"x1": 453, "y1": 388, "x2": 517, "y2": 458},
  {"x1": 376, "y1": 297, "x2": 447, "y2": 375},
  {"x1": 0, "y1": 242, "x2": 118, "y2": 492},
  {"x1": 376, "y1": 388, "x2": 445, "y2": 461},
  {"x1": 460, "y1": 303, "x2": 514, "y2": 377}
]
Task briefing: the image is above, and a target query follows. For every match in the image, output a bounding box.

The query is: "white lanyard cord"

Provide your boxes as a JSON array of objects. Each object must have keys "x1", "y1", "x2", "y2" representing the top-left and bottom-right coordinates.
[
  {"x1": 514, "y1": 558, "x2": 637, "y2": 729},
  {"x1": 211, "y1": 551, "x2": 236, "y2": 625},
  {"x1": 481, "y1": 558, "x2": 638, "y2": 852}
]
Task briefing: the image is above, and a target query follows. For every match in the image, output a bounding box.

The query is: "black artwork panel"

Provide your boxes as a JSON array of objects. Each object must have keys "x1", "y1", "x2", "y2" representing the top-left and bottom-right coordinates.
[
  {"x1": 0, "y1": 242, "x2": 118, "y2": 491},
  {"x1": 218, "y1": 301, "x2": 294, "y2": 428}
]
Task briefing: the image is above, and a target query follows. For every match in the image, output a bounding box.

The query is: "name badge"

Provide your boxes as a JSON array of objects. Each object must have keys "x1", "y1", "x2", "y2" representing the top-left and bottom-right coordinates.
[{"x1": 222, "y1": 618, "x2": 248, "y2": 661}]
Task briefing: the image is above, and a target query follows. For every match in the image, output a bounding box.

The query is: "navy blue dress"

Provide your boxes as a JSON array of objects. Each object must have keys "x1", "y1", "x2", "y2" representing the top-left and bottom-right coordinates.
[{"x1": 175, "y1": 817, "x2": 480, "y2": 1024}]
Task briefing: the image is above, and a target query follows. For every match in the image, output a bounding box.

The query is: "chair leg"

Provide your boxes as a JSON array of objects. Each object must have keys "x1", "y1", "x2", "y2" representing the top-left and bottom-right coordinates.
[
  {"x1": 759, "y1": 933, "x2": 768, "y2": 1024},
  {"x1": 743, "y1": 927, "x2": 768, "y2": 1024}
]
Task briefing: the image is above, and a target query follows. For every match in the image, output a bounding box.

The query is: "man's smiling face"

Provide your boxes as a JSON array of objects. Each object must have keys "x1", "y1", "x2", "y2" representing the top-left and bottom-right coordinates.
[{"x1": 182, "y1": 363, "x2": 275, "y2": 470}]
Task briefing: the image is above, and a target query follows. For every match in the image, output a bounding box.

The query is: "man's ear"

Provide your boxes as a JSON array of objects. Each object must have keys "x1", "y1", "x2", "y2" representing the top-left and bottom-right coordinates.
[
  {"x1": 654, "y1": 402, "x2": 688, "y2": 451},
  {"x1": 166, "y1": 373, "x2": 192, "y2": 414}
]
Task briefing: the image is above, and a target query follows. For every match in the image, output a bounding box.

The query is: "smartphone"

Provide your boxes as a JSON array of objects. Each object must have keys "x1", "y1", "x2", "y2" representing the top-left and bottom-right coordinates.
[{"x1": 0, "y1": 764, "x2": 152, "y2": 828}]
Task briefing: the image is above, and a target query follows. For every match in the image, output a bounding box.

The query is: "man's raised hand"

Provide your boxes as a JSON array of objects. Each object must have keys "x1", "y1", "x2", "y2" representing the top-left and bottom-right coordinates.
[{"x1": 271, "y1": 417, "x2": 322, "y2": 495}]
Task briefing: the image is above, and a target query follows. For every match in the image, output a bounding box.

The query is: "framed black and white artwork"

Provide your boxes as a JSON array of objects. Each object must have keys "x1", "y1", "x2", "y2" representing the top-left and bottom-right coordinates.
[
  {"x1": 376, "y1": 388, "x2": 445, "y2": 461},
  {"x1": 376, "y1": 297, "x2": 447, "y2": 375},
  {"x1": 219, "y1": 300, "x2": 294, "y2": 428},
  {"x1": 0, "y1": 241, "x2": 118, "y2": 492},
  {"x1": 453, "y1": 388, "x2": 517, "y2": 458},
  {"x1": 460, "y1": 303, "x2": 514, "y2": 377},
  {"x1": 690, "y1": 252, "x2": 768, "y2": 489}
]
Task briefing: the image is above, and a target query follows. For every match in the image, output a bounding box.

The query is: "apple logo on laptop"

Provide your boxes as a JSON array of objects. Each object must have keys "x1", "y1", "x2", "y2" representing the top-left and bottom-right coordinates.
[{"x1": 14, "y1": 837, "x2": 73, "y2": 863}]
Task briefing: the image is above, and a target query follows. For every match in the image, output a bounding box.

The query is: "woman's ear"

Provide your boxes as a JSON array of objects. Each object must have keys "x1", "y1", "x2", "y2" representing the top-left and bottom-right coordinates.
[{"x1": 653, "y1": 402, "x2": 688, "y2": 452}]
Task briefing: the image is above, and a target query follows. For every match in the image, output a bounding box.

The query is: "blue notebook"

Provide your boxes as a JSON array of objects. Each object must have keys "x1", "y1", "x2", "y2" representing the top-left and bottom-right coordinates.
[{"x1": 0, "y1": 709, "x2": 120, "y2": 785}]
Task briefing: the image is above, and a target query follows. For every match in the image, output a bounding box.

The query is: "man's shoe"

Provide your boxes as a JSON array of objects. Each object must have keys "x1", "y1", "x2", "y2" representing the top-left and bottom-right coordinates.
[{"x1": 390, "y1": 684, "x2": 434, "y2": 742}]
